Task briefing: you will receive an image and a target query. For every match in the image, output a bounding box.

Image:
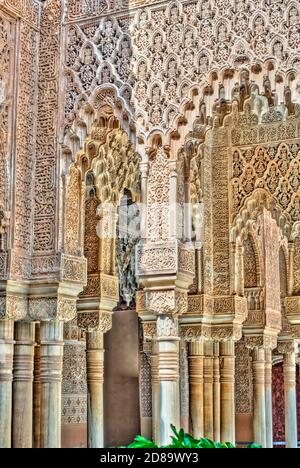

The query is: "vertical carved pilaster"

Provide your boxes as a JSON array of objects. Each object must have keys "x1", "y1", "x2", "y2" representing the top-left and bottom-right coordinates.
[
  {"x1": 288, "y1": 242, "x2": 294, "y2": 296},
  {"x1": 86, "y1": 331, "x2": 104, "y2": 448},
  {"x1": 220, "y1": 340, "x2": 235, "y2": 443},
  {"x1": 188, "y1": 340, "x2": 204, "y2": 439},
  {"x1": 0, "y1": 320, "x2": 14, "y2": 448},
  {"x1": 12, "y1": 322, "x2": 35, "y2": 448},
  {"x1": 40, "y1": 320, "x2": 64, "y2": 448},
  {"x1": 140, "y1": 162, "x2": 148, "y2": 241},
  {"x1": 252, "y1": 347, "x2": 266, "y2": 448}
]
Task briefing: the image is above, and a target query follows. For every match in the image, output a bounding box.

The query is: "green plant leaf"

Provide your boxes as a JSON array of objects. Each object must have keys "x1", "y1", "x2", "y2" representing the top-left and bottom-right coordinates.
[
  {"x1": 119, "y1": 426, "x2": 262, "y2": 449},
  {"x1": 199, "y1": 438, "x2": 216, "y2": 449},
  {"x1": 125, "y1": 435, "x2": 158, "y2": 448}
]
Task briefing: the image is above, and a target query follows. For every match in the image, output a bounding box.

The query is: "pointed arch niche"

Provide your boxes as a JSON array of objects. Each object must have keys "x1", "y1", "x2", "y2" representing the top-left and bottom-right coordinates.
[{"x1": 61, "y1": 102, "x2": 143, "y2": 448}]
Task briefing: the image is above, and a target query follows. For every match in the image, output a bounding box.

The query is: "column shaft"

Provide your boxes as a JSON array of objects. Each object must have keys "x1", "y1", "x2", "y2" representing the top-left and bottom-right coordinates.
[
  {"x1": 213, "y1": 342, "x2": 221, "y2": 442},
  {"x1": 33, "y1": 323, "x2": 41, "y2": 448},
  {"x1": 203, "y1": 341, "x2": 214, "y2": 440},
  {"x1": 86, "y1": 331, "x2": 104, "y2": 448},
  {"x1": 265, "y1": 349, "x2": 273, "y2": 449},
  {"x1": 220, "y1": 341, "x2": 235, "y2": 443},
  {"x1": 252, "y1": 347, "x2": 266, "y2": 448},
  {"x1": 151, "y1": 340, "x2": 160, "y2": 444},
  {"x1": 0, "y1": 320, "x2": 14, "y2": 448},
  {"x1": 283, "y1": 352, "x2": 298, "y2": 449},
  {"x1": 12, "y1": 322, "x2": 35, "y2": 448},
  {"x1": 40, "y1": 321, "x2": 64, "y2": 448},
  {"x1": 188, "y1": 341, "x2": 204, "y2": 439},
  {"x1": 158, "y1": 332, "x2": 180, "y2": 445}
]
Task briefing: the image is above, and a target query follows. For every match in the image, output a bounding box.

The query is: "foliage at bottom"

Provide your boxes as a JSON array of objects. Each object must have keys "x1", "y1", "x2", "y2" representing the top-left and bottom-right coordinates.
[{"x1": 121, "y1": 425, "x2": 261, "y2": 449}]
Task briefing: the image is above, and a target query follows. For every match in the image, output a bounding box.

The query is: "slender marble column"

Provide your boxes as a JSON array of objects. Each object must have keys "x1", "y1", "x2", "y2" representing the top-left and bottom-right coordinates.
[
  {"x1": 220, "y1": 340, "x2": 235, "y2": 443},
  {"x1": 203, "y1": 341, "x2": 214, "y2": 440},
  {"x1": 151, "y1": 339, "x2": 160, "y2": 444},
  {"x1": 188, "y1": 341, "x2": 204, "y2": 439},
  {"x1": 86, "y1": 331, "x2": 104, "y2": 448},
  {"x1": 33, "y1": 323, "x2": 41, "y2": 448},
  {"x1": 0, "y1": 319, "x2": 14, "y2": 448},
  {"x1": 157, "y1": 316, "x2": 180, "y2": 445},
  {"x1": 40, "y1": 320, "x2": 64, "y2": 448},
  {"x1": 252, "y1": 347, "x2": 266, "y2": 448},
  {"x1": 213, "y1": 342, "x2": 221, "y2": 442},
  {"x1": 12, "y1": 322, "x2": 35, "y2": 448},
  {"x1": 265, "y1": 349, "x2": 273, "y2": 449},
  {"x1": 283, "y1": 351, "x2": 298, "y2": 449}
]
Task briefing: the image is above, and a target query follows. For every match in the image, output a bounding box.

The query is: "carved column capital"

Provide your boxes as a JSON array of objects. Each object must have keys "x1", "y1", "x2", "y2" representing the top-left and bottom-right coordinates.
[
  {"x1": 77, "y1": 310, "x2": 112, "y2": 333},
  {"x1": 146, "y1": 289, "x2": 188, "y2": 316},
  {"x1": 180, "y1": 323, "x2": 211, "y2": 342},
  {"x1": 277, "y1": 340, "x2": 298, "y2": 356},
  {"x1": 0, "y1": 294, "x2": 27, "y2": 321},
  {"x1": 157, "y1": 314, "x2": 179, "y2": 340},
  {"x1": 28, "y1": 297, "x2": 77, "y2": 322},
  {"x1": 244, "y1": 334, "x2": 278, "y2": 350},
  {"x1": 211, "y1": 325, "x2": 242, "y2": 342}
]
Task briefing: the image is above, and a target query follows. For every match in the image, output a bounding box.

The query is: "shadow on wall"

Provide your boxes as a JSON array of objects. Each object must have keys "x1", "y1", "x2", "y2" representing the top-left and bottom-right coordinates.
[{"x1": 104, "y1": 309, "x2": 140, "y2": 447}]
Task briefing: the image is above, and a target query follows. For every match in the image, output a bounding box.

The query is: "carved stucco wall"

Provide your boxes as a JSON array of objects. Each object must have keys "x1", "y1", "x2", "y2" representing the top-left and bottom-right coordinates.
[
  {"x1": 2, "y1": 0, "x2": 300, "y2": 281},
  {"x1": 2, "y1": 0, "x2": 300, "y2": 446}
]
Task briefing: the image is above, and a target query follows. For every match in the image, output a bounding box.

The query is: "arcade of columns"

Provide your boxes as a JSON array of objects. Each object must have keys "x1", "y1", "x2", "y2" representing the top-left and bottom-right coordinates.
[{"x1": 1, "y1": 0, "x2": 300, "y2": 449}]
